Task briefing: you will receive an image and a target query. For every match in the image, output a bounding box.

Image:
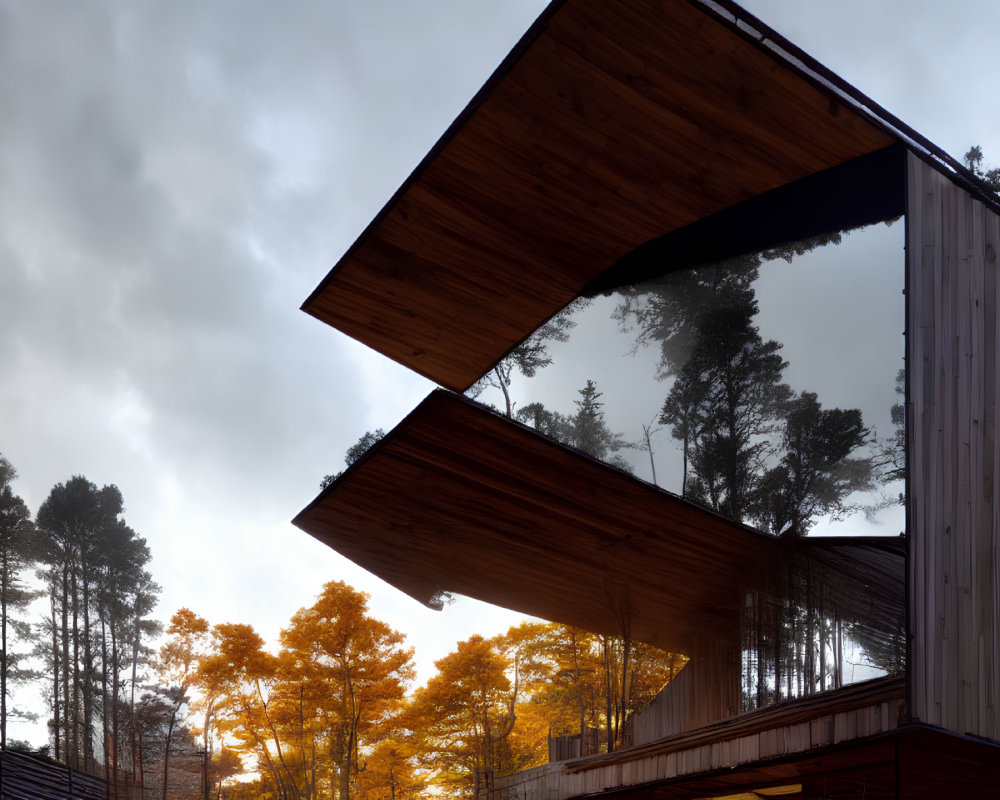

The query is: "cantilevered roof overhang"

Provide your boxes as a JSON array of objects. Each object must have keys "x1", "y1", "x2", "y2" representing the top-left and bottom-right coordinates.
[
  {"x1": 302, "y1": 0, "x2": 902, "y2": 391},
  {"x1": 295, "y1": 391, "x2": 776, "y2": 652},
  {"x1": 294, "y1": 392, "x2": 904, "y2": 654}
]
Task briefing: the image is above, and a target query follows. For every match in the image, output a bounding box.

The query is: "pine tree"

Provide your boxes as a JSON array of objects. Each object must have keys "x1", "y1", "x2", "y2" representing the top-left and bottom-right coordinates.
[
  {"x1": 35, "y1": 476, "x2": 158, "y2": 772},
  {"x1": 660, "y1": 299, "x2": 791, "y2": 520},
  {"x1": 0, "y1": 455, "x2": 40, "y2": 750},
  {"x1": 752, "y1": 392, "x2": 873, "y2": 535}
]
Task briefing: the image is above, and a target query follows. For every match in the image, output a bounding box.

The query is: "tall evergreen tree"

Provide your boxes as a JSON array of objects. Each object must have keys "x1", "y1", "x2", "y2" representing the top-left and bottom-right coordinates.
[
  {"x1": 515, "y1": 381, "x2": 632, "y2": 472},
  {"x1": 35, "y1": 476, "x2": 158, "y2": 773},
  {"x1": 98, "y1": 520, "x2": 159, "y2": 792},
  {"x1": 0, "y1": 455, "x2": 40, "y2": 750},
  {"x1": 752, "y1": 392, "x2": 873, "y2": 535},
  {"x1": 660, "y1": 298, "x2": 791, "y2": 520}
]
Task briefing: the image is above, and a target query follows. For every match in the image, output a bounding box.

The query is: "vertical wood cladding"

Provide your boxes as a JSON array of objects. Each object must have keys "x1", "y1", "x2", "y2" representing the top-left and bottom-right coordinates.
[
  {"x1": 907, "y1": 151, "x2": 1000, "y2": 739},
  {"x1": 631, "y1": 640, "x2": 741, "y2": 745}
]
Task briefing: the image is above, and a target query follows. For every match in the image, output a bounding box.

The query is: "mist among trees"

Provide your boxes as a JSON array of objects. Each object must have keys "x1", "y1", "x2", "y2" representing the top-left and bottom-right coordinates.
[{"x1": 467, "y1": 226, "x2": 903, "y2": 537}]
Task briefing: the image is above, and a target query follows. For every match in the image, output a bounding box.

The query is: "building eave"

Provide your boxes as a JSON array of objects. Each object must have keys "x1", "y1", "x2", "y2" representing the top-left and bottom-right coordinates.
[
  {"x1": 294, "y1": 391, "x2": 902, "y2": 654},
  {"x1": 302, "y1": 0, "x2": 899, "y2": 391}
]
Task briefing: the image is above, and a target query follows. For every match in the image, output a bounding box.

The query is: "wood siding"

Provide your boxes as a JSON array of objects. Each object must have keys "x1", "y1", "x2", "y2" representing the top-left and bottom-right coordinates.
[
  {"x1": 907, "y1": 151, "x2": 1000, "y2": 739},
  {"x1": 489, "y1": 679, "x2": 903, "y2": 800},
  {"x1": 0, "y1": 750, "x2": 106, "y2": 800},
  {"x1": 631, "y1": 641, "x2": 741, "y2": 745}
]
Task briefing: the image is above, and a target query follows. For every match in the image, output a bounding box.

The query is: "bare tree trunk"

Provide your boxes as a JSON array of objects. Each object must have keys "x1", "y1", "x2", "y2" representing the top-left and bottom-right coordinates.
[
  {"x1": 618, "y1": 634, "x2": 631, "y2": 747},
  {"x1": 830, "y1": 605, "x2": 838, "y2": 690},
  {"x1": 339, "y1": 747, "x2": 351, "y2": 800},
  {"x1": 202, "y1": 704, "x2": 214, "y2": 800},
  {"x1": 100, "y1": 614, "x2": 110, "y2": 794},
  {"x1": 774, "y1": 604, "x2": 782, "y2": 703},
  {"x1": 162, "y1": 704, "x2": 177, "y2": 800},
  {"x1": 1, "y1": 546, "x2": 8, "y2": 750},
  {"x1": 298, "y1": 684, "x2": 311, "y2": 800},
  {"x1": 72, "y1": 563, "x2": 83, "y2": 770},
  {"x1": 51, "y1": 592, "x2": 61, "y2": 761},
  {"x1": 137, "y1": 728, "x2": 144, "y2": 800},
  {"x1": 254, "y1": 679, "x2": 300, "y2": 800},
  {"x1": 63, "y1": 563, "x2": 72, "y2": 766},
  {"x1": 111, "y1": 622, "x2": 120, "y2": 800},
  {"x1": 818, "y1": 583, "x2": 827, "y2": 693},
  {"x1": 603, "y1": 637, "x2": 614, "y2": 753},
  {"x1": 82, "y1": 562, "x2": 94, "y2": 771},
  {"x1": 129, "y1": 619, "x2": 142, "y2": 797},
  {"x1": 495, "y1": 367, "x2": 512, "y2": 418}
]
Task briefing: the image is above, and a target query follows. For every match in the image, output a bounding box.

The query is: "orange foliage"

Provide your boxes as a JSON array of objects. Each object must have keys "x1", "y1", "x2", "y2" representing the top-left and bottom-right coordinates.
[{"x1": 164, "y1": 590, "x2": 683, "y2": 800}]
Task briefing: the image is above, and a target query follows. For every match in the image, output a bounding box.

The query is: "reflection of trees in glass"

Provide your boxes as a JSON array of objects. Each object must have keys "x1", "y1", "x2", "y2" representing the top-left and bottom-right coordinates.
[
  {"x1": 469, "y1": 304, "x2": 584, "y2": 417},
  {"x1": 614, "y1": 234, "x2": 842, "y2": 380},
  {"x1": 617, "y1": 233, "x2": 887, "y2": 534},
  {"x1": 753, "y1": 392, "x2": 874, "y2": 536},
  {"x1": 572, "y1": 381, "x2": 629, "y2": 466},
  {"x1": 614, "y1": 257, "x2": 758, "y2": 379},
  {"x1": 743, "y1": 543, "x2": 905, "y2": 711},
  {"x1": 516, "y1": 380, "x2": 632, "y2": 473},
  {"x1": 875, "y1": 368, "x2": 906, "y2": 492},
  {"x1": 844, "y1": 612, "x2": 906, "y2": 679},
  {"x1": 515, "y1": 402, "x2": 570, "y2": 441},
  {"x1": 659, "y1": 297, "x2": 791, "y2": 521}
]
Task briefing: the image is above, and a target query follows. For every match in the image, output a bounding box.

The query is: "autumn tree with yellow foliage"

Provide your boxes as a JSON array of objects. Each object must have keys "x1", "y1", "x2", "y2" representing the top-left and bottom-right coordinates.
[
  {"x1": 410, "y1": 622, "x2": 684, "y2": 798},
  {"x1": 410, "y1": 634, "x2": 524, "y2": 797},
  {"x1": 160, "y1": 587, "x2": 684, "y2": 800},
  {"x1": 163, "y1": 583, "x2": 414, "y2": 800},
  {"x1": 279, "y1": 581, "x2": 416, "y2": 800}
]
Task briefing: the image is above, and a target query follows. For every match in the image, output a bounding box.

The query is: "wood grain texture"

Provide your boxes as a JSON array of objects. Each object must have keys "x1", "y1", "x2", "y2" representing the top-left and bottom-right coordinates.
[
  {"x1": 488, "y1": 724, "x2": 1000, "y2": 800},
  {"x1": 297, "y1": 391, "x2": 904, "y2": 659},
  {"x1": 487, "y1": 678, "x2": 904, "y2": 800},
  {"x1": 907, "y1": 151, "x2": 1000, "y2": 740},
  {"x1": 303, "y1": 0, "x2": 894, "y2": 392},
  {"x1": 631, "y1": 641, "x2": 742, "y2": 744},
  {"x1": 295, "y1": 390, "x2": 778, "y2": 653}
]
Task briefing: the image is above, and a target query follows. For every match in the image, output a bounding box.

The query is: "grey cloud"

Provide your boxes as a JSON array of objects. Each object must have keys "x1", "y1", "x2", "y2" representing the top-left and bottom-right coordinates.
[
  {"x1": 0, "y1": 0, "x2": 548, "y2": 529},
  {"x1": 10, "y1": 1, "x2": 981, "y2": 740}
]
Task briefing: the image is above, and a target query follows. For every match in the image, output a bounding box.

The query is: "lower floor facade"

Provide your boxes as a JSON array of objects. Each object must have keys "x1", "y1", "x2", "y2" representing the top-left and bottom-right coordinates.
[{"x1": 487, "y1": 677, "x2": 1000, "y2": 800}]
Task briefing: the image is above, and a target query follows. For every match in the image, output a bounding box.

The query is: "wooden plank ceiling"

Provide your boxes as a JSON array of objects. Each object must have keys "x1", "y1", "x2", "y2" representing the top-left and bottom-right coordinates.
[
  {"x1": 303, "y1": 0, "x2": 896, "y2": 392},
  {"x1": 297, "y1": 391, "x2": 789, "y2": 654}
]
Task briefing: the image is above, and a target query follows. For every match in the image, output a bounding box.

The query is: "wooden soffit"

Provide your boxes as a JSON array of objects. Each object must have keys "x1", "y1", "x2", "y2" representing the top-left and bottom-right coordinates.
[
  {"x1": 294, "y1": 390, "x2": 783, "y2": 654},
  {"x1": 303, "y1": 0, "x2": 896, "y2": 392}
]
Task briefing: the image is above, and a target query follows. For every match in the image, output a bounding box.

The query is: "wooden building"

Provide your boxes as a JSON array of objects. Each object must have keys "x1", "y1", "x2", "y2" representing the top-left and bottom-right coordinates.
[
  {"x1": 0, "y1": 749, "x2": 106, "y2": 800},
  {"x1": 294, "y1": 1, "x2": 1000, "y2": 797}
]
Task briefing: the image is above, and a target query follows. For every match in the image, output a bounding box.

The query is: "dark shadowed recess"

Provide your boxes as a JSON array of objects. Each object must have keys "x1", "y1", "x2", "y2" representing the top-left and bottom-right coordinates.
[{"x1": 584, "y1": 144, "x2": 906, "y2": 297}]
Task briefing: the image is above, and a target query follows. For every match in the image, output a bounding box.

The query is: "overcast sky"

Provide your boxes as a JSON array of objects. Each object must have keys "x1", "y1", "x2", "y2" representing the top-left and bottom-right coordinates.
[{"x1": 2, "y1": 0, "x2": 999, "y2": 746}]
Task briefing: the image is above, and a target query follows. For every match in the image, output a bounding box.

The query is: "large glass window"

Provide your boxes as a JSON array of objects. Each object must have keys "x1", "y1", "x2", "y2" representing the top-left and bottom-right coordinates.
[
  {"x1": 741, "y1": 540, "x2": 905, "y2": 710},
  {"x1": 468, "y1": 219, "x2": 905, "y2": 538}
]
